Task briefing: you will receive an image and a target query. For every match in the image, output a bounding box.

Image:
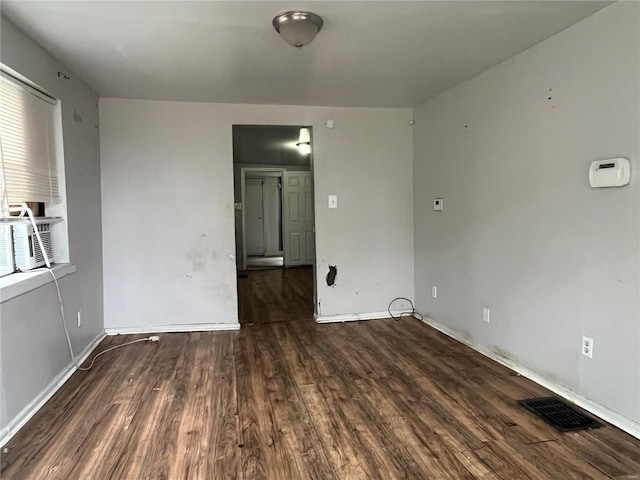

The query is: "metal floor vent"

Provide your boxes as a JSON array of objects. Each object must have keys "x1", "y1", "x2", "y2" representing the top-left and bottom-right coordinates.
[{"x1": 518, "y1": 397, "x2": 603, "y2": 432}]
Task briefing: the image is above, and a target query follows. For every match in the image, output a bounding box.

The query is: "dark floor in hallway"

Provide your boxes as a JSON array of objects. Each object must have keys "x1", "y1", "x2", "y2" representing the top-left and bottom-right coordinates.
[{"x1": 237, "y1": 266, "x2": 313, "y2": 325}]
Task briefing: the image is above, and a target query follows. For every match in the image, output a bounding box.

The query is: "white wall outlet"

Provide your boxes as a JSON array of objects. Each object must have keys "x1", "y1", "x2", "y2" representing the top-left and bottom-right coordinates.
[
  {"x1": 482, "y1": 307, "x2": 490, "y2": 323},
  {"x1": 77, "y1": 310, "x2": 82, "y2": 327},
  {"x1": 328, "y1": 195, "x2": 338, "y2": 209},
  {"x1": 431, "y1": 286, "x2": 438, "y2": 298},
  {"x1": 582, "y1": 336, "x2": 594, "y2": 358},
  {"x1": 433, "y1": 198, "x2": 444, "y2": 211}
]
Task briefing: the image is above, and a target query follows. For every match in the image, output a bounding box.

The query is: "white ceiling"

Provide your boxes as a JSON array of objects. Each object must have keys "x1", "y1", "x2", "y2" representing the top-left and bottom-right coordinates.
[{"x1": 2, "y1": 1, "x2": 611, "y2": 108}]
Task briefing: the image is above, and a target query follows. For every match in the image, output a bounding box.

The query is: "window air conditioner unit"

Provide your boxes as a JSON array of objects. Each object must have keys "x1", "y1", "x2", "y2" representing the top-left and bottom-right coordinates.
[
  {"x1": 0, "y1": 223, "x2": 14, "y2": 277},
  {"x1": 13, "y1": 218, "x2": 55, "y2": 271}
]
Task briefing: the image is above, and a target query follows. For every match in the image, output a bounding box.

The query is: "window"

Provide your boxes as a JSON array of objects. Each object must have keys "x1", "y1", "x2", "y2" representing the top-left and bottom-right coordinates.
[
  {"x1": 0, "y1": 68, "x2": 69, "y2": 280},
  {"x1": 0, "y1": 71, "x2": 61, "y2": 216}
]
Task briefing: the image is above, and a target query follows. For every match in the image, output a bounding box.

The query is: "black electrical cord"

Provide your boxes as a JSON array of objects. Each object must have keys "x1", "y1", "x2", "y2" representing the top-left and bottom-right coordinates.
[{"x1": 388, "y1": 297, "x2": 424, "y2": 321}]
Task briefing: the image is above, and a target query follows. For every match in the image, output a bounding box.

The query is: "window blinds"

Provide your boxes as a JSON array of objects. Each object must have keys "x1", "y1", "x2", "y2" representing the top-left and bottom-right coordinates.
[{"x1": 0, "y1": 73, "x2": 60, "y2": 208}]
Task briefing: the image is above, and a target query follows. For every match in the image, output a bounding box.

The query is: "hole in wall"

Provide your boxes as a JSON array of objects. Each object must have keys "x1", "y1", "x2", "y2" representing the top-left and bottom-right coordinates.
[{"x1": 326, "y1": 265, "x2": 337, "y2": 286}]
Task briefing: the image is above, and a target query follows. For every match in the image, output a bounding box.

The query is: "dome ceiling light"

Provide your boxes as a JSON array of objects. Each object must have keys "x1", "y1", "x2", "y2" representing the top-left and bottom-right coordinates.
[{"x1": 272, "y1": 11, "x2": 324, "y2": 49}]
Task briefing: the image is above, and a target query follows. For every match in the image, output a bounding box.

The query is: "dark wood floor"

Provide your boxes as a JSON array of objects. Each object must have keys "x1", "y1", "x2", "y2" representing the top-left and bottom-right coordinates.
[
  {"x1": 2, "y1": 268, "x2": 640, "y2": 479},
  {"x1": 238, "y1": 266, "x2": 313, "y2": 325}
]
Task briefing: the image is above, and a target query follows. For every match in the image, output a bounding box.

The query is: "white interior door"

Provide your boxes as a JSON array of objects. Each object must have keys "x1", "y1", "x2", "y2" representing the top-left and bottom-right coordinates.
[
  {"x1": 245, "y1": 178, "x2": 265, "y2": 256},
  {"x1": 262, "y1": 177, "x2": 282, "y2": 255},
  {"x1": 283, "y1": 171, "x2": 315, "y2": 266}
]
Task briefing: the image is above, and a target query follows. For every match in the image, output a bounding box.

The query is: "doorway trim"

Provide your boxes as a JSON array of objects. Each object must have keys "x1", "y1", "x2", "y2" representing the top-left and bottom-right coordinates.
[{"x1": 240, "y1": 167, "x2": 285, "y2": 271}]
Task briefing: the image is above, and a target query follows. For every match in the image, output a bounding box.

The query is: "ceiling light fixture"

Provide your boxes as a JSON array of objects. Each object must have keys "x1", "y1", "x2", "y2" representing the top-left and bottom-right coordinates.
[
  {"x1": 272, "y1": 11, "x2": 324, "y2": 49},
  {"x1": 297, "y1": 128, "x2": 311, "y2": 155}
]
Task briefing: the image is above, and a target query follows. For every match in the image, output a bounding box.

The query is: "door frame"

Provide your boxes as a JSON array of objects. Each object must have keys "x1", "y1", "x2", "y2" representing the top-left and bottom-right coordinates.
[
  {"x1": 233, "y1": 123, "x2": 317, "y2": 317},
  {"x1": 240, "y1": 167, "x2": 285, "y2": 271}
]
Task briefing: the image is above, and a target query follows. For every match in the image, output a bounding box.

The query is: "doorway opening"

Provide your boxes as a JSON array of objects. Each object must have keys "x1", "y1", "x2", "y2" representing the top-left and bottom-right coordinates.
[
  {"x1": 244, "y1": 170, "x2": 285, "y2": 269},
  {"x1": 233, "y1": 125, "x2": 316, "y2": 325}
]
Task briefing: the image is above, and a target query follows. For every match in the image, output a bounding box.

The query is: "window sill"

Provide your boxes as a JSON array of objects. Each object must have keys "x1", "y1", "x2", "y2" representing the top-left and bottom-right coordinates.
[{"x1": 0, "y1": 264, "x2": 76, "y2": 304}]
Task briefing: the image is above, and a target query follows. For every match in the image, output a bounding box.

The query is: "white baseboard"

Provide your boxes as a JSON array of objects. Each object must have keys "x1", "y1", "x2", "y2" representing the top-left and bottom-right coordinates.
[
  {"x1": 315, "y1": 310, "x2": 405, "y2": 324},
  {"x1": 0, "y1": 330, "x2": 106, "y2": 448},
  {"x1": 419, "y1": 317, "x2": 640, "y2": 440},
  {"x1": 104, "y1": 323, "x2": 241, "y2": 335}
]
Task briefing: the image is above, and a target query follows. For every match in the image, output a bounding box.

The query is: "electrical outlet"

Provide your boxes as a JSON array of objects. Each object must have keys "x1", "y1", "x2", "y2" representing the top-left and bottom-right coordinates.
[
  {"x1": 77, "y1": 310, "x2": 81, "y2": 327},
  {"x1": 483, "y1": 307, "x2": 490, "y2": 323},
  {"x1": 431, "y1": 286, "x2": 438, "y2": 298},
  {"x1": 582, "y1": 336, "x2": 594, "y2": 358}
]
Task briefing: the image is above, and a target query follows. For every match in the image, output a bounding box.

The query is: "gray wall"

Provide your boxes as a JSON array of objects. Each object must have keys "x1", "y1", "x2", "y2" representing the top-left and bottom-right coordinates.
[
  {"x1": 100, "y1": 100, "x2": 414, "y2": 327},
  {"x1": 413, "y1": 2, "x2": 639, "y2": 426},
  {"x1": 0, "y1": 18, "x2": 103, "y2": 434}
]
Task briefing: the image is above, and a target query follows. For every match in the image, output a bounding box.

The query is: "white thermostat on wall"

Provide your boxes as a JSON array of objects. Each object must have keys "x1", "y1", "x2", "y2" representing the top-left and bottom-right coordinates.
[{"x1": 589, "y1": 157, "x2": 630, "y2": 188}]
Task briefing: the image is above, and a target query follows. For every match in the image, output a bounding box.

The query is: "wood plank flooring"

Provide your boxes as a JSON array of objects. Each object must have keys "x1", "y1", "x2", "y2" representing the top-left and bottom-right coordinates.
[
  {"x1": 237, "y1": 266, "x2": 313, "y2": 325},
  {"x1": 2, "y1": 267, "x2": 639, "y2": 479}
]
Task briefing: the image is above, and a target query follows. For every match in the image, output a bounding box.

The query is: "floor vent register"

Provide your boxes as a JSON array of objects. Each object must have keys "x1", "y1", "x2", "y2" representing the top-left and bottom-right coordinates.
[{"x1": 518, "y1": 397, "x2": 603, "y2": 432}]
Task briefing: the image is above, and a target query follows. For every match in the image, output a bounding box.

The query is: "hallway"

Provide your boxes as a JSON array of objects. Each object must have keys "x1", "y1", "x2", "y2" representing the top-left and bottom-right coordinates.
[{"x1": 237, "y1": 266, "x2": 313, "y2": 325}]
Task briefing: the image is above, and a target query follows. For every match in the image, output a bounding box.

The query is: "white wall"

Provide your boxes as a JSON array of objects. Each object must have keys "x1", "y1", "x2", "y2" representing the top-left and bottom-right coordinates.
[
  {"x1": 100, "y1": 100, "x2": 414, "y2": 328},
  {"x1": 413, "y1": 2, "x2": 640, "y2": 427},
  {"x1": 0, "y1": 18, "x2": 103, "y2": 436}
]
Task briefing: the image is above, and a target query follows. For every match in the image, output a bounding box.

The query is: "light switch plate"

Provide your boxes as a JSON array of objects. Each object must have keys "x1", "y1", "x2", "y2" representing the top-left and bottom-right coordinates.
[
  {"x1": 328, "y1": 195, "x2": 338, "y2": 209},
  {"x1": 433, "y1": 198, "x2": 444, "y2": 211}
]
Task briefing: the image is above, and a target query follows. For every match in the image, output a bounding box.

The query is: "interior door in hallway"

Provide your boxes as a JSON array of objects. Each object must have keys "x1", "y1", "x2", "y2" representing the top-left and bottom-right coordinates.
[
  {"x1": 283, "y1": 171, "x2": 315, "y2": 266},
  {"x1": 245, "y1": 178, "x2": 265, "y2": 256},
  {"x1": 262, "y1": 177, "x2": 282, "y2": 255}
]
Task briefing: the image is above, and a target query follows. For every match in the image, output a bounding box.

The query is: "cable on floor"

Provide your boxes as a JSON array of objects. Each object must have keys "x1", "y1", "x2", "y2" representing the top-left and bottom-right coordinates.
[
  {"x1": 78, "y1": 337, "x2": 158, "y2": 371},
  {"x1": 20, "y1": 203, "x2": 159, "y2": 372},
  {"x1": 388, "y1": 297, "x2": 424, "y2": 321},
  {"x1": 33, "y1": 267, "x2": 159, "y2": 371}
]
